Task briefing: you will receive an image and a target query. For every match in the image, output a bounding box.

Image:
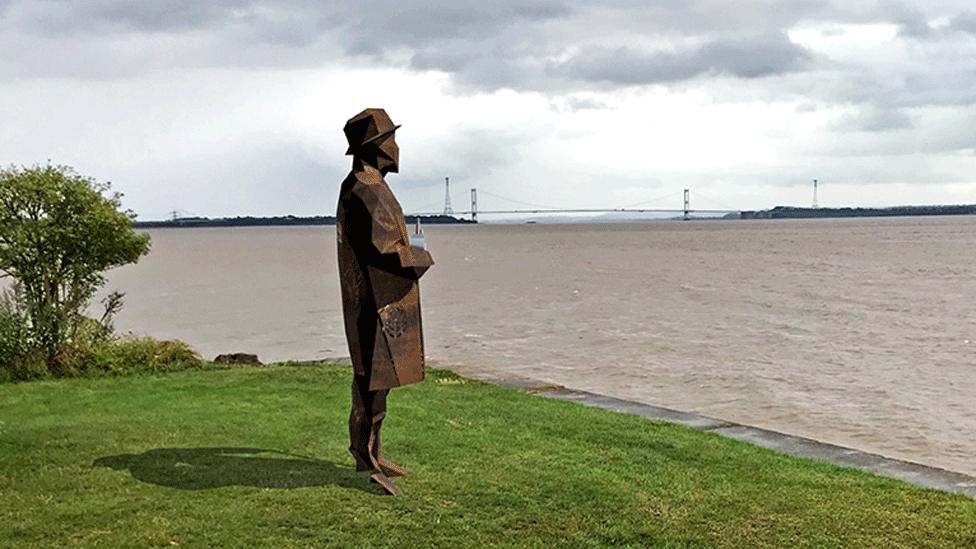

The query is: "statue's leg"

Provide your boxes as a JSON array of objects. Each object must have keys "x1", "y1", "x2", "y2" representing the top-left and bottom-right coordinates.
[
  {"x1": 348, "y1": 374, "x2": 372, "y2": 471},
  {"x1": 369, "y1": 389, "x2": 408, "y2": 477},
  {"x1": 365, "y1": 389, "x2": 402, "y2": 495},
  {"x1": 370, "y1": 389, "x2": 386, "y2": 462}
]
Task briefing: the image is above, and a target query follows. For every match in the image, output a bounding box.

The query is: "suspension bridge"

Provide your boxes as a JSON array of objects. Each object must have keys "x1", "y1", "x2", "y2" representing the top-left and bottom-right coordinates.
[
  {"x1": 407, "y1": 182, "x2": 741, "y2": 222},
  {"x1": 161, "y1": 183, "x2": 746, "y2": 224}
]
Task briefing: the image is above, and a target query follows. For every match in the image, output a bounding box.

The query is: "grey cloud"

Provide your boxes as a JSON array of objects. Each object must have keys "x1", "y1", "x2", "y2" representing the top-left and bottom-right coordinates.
[
  {"x1": 0, "y1": 0, "x2": 576, "y2": 86},
  {"x1": 556, "y1": 34, "x2": 811, "y2": 85},
  {"x1": 803, "y1": 103, "x2": 976, "y2": 158},
  {"x1": 691, "y1": 34, "x2": 813, "y2": 77},
  {"x1": 24, "y1": 0, "x2": 569, "y2": 60},
  {"x1": 8, "y1": 0, "x2": 347, "y2": 49},
  {"x1": 410, "y1": 126, "x2": 536, "y2": 181},
  {"x1": 344, "y1": 0, "x2": 572, "y2": 54},
  {"x1": 11, "y1": 0, "x2": 252, "y2": 33},
  {"x1": 557, "y1": 96, "x2": 609, "y2": 111},
  {"x1": 819, "y1": 26, "x2": 847, "y2": 37},
  {"x1": 408, "y1": 41, "x2": 553, "y2": 92},
  {"x1": 0, "y1": 1, "x2": 881, "y2": 80},
  {"x1": 888, "y1": 2, "x2": 934, "y2": 38},
  {"x1": 949, "y1": 11, "x2": 976, "y2": 34},
  {"x1": 810, "y1": 62, "x2": 976, "y2": 110},
  {"x1": 829, "y1": 106, "x2": 914, "y2": 133},
  {"x1": 2, "y1": 0, "x2": 976, "y2": 114}
]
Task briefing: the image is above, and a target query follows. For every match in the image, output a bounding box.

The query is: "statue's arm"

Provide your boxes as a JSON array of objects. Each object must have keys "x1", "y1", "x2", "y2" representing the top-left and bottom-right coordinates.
[
  {"x1": 397, "y1": 245, "x2": 433, "y2": 279},
  {"x1": 354, "y1": 187, "x2": 434, "y2": 280}
]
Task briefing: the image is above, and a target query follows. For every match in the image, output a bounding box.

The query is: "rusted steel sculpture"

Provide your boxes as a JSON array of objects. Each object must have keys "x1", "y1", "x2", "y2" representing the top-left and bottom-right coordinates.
[{"x1": 336, "y1": 108, "x2": 433, "y2": 496}]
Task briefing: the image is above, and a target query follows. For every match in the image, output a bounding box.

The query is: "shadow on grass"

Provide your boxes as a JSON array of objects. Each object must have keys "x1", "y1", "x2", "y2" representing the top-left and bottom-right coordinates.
[{"x1": 94, "y1": 447, "x2": 381, "y2": 494}]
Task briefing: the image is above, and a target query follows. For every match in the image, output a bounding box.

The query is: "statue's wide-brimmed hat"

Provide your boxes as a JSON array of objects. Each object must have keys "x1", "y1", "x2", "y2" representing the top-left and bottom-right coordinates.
[{"x1": 344, "y1": 108, "x2": 401, "y2": 155}]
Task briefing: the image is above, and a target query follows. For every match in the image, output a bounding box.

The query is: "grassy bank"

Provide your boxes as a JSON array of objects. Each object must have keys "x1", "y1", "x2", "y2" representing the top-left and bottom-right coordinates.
[{"x1": 1, "y1": 365, "x2": 974, "y2": 547}]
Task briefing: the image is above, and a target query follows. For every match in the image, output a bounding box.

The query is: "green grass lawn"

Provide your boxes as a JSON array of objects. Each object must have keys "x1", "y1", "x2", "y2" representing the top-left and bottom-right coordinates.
[{"x1": 1, "y1": 365, "x2": 974, "y2": 548}]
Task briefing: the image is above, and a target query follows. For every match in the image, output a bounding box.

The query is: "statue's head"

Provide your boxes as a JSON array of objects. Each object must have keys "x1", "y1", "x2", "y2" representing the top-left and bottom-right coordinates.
[{"x1": 344, "y1": 108, "x2": 400, "y2": 174}]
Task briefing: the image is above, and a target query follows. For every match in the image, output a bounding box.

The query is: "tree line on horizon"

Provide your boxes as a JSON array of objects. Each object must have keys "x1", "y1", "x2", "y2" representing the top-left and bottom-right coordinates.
[{"x1": 132, "y1": 214, "x2": 475, "y2": 228}]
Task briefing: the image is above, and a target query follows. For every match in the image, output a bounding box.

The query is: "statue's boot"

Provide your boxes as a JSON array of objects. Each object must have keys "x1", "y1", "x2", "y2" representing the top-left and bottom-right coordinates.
[
  {"x1": 350, "y1": 440, "x2": 403, "y2": 494},
  {"x1": 354, "y1": 447, "x2": 407, "y2": 476},
  {"x1": 369, "y1": 471, "x2": 402, "y2": 496},
  {"x1": 370, "y1": 425, "x2": 407, "y2": 477},
  {"x1": 348, "y1": 447, "x2": 404, "y2": 476},
  {"x1": 378, "y1": 458, "x2": 408, "y2": 477},
  {"x1": 366, "y1": 417, "x2": 401, "y2": 495}
]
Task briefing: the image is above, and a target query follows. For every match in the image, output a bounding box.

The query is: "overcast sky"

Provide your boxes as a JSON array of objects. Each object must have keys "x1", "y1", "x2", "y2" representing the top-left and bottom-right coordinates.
[{"x1": 2, "y1": 1, "x2": 975, "y2": 219}]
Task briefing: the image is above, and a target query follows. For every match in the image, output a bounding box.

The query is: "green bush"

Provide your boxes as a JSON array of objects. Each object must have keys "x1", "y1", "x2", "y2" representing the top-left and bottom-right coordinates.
[
  {"x1": 0, "y1": 292, "x2": 30, "y2": 361},
  {"x1": 0, "y1": 290, "x2": 48, "y2": 381},
  {"x1": 1, "y1": 292, "x2": 205, "y2": 381},
  {"x1": 0, "y1": 164, "x2": 151, "y2": 373},
  {"x1": 0, "y1": 164, "x2": 206, "y2": 383},
  {"x1": 85, "y1": 337, "x2": 206, "y2": 376}
]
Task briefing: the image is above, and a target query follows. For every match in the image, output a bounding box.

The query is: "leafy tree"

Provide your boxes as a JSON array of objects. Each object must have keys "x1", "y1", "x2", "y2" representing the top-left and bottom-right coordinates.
[{"x1": 0, "y1": 164, "x2": 150, "y2": 373}]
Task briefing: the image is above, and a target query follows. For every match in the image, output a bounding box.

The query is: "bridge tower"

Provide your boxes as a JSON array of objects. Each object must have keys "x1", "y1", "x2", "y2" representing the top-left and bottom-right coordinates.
[
  {"x1": 443, "y1": 177, "x2": 454, "y2": 215},
  {"x1": 683, "y1": 189, "x2": 690, "y2": 221},
  {"x1": 470, "y1": 188, "x2": 478, "y2": 223}
]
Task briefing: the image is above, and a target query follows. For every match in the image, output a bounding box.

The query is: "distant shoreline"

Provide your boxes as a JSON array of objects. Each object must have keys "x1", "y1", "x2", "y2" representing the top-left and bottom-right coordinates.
[
  {"x1": 738, "y1": 204, "x2": 976, "y2": 220},
  {"x1": 132, "y1": 214, "x2": 475, "y2": 228},
  {"x1": 132, "y1": 205, "x2": 976, "y2": 227}
]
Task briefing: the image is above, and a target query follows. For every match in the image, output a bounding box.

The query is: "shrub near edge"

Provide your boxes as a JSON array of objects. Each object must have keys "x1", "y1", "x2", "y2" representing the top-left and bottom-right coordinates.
[
  {"x1": 85, "y1": 337, "x2": 207, "y2": 377},
  {"x1": 0, "y1": 335, "x2": 208, "y2": 383},
  {"x1": 0, "y1": 164, "x2": 151, "y2": 379}
]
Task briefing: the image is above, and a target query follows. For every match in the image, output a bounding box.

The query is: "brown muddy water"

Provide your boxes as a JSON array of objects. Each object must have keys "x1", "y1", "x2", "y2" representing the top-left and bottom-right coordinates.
[{"x1": 100, "y1": 217, "x2": 975, "y2": 476}]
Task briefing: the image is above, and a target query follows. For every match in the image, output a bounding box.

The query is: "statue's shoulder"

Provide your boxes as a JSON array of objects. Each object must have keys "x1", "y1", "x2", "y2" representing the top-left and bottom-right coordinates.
[
  {"x1": 354, "y1": 166, "x2": 385, "y2": 186},
  {"x1": 339, "y1": 171, "x2": 360, "y2": 196},
  {"x1": 349, "y1": 169, "x2": 393, "y2": 205}
]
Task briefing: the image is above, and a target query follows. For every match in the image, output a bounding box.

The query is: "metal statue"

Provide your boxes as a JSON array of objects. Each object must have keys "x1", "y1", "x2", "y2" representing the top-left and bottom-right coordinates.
[{"x1": 336, "y1": 108, "x2": 434, "y2": 496}]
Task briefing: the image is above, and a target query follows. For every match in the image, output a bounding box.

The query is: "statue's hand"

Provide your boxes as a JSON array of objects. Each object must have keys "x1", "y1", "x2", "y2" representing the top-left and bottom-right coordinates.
[{"x1": 399, "y1": 246, "x2": 433, "y2": 279}]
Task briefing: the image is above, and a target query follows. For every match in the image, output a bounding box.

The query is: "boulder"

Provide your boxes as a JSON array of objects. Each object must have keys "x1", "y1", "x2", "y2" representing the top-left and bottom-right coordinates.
[{"x1": 213, "y1": 353, "x2": 262, "y2": 366}]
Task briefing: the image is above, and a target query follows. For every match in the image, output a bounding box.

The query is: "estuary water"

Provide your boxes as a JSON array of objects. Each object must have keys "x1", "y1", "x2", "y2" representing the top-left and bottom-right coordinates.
[{"x1": 102, "y1": 217, "x2": 976, "y2": 476}]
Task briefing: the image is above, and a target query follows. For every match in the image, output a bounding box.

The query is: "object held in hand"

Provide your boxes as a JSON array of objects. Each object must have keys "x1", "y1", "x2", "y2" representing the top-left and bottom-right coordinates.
[{"x1": 411, "y1": 218, "x2": 427, "y2": 250}]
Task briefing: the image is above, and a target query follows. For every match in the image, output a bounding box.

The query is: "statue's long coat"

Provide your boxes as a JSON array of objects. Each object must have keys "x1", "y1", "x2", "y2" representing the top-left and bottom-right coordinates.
[{"x1": 337, "y1": 165, "x2": 433, "y2": 391}]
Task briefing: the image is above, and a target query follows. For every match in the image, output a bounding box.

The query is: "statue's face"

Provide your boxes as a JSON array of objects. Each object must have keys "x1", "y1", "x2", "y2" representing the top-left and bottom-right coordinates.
[{"x1": 375, "y1": 133, "x2": 399, "y2": 174}]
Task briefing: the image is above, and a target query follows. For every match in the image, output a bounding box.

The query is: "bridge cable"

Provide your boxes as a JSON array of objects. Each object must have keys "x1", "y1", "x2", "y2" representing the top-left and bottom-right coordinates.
[
  {"x1": 477, "y1": 189, "x2": 572, "y2": 211},
  {"x1": 690, "y1": 191, "x2": 740, "y2": 212},
  {"x1": 618, "y1": 190, "x2": 683, "y2": 209},
  {"x1": 405, "y1": 199, "x2": 446, "y2": 215}
]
